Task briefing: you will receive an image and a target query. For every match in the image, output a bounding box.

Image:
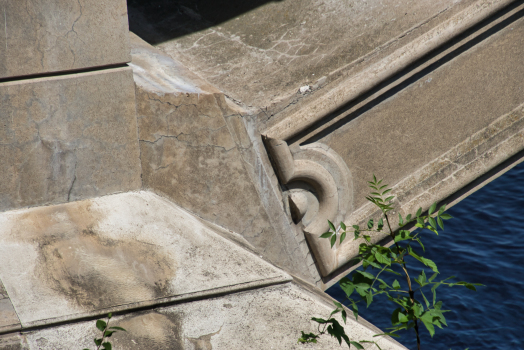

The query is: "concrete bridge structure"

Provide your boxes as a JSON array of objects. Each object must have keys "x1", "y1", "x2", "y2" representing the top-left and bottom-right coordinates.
[{"x1": 0, "y1": 0, "x2": 523, "y2": 348}]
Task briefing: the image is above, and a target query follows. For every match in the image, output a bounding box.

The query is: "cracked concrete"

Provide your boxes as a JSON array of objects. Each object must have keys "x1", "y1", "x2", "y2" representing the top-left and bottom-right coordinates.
[
  {"x1": 129, "y1": 0, "x2": 477, "y2": 112},
  {"x1": 130, "y1": 33, "x2": 318, "y2": 282},
  {"x1": 0, "y1": 67, "x2": 141, "y2": 212},
  {"x1": 0, "y1": 0, "x2": 131, "y2": 79}
]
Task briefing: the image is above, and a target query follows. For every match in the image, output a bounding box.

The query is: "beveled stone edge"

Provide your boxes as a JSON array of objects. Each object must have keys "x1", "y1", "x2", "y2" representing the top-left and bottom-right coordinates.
[
  {"x1": 328, "y1": 102, "x2": 524, "y2": 282},
  {"x1": 0, "y1": 275, "x2": 292, "y2": 334},
  {"x1": 264, "y1": 0, "x2": 518, "y2": 141}
]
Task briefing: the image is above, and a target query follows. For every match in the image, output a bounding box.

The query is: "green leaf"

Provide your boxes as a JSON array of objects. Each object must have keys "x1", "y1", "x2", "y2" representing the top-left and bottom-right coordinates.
[
  {"x1": 298, "y1": 331, "x2": 319, "y2": 344},
  {"x1": 438, "y1": 204, "x2": 447, "y2": 214},
  {"x1": 108, "y1": 327, "x2": 126, "y2": 332},
  {"x1": 385, "y1": 196, "x2": 395, "y2": 202},
  {"x1": 420, "y1": 312, "x2": 436, "y2": 337},
  {"x1": 328, "y1": 220, "x2": 336, "y2": 231},
  {"x1": 382, "y1": 188, "x2": 392, "y2": 195},
  {"x1": 363, "y1": 235, "x2": 371, "y2": 242},
  {"x1": 366, "y1": 292, "x2": 373, "y2": 307},
  {"x1": 437, "y1": 217, "x2": 444, "y2": 230},
  {"x1": 375, "y1": 252, "x2": 391, "y2": 266},
  {"x1": 351, "y1": 302, "x2": 359, "y2": 320},
  {"x1": 416, "y1": 207, "x2": 422, "y2": 217},
  {"x1": 107, "y1": 313, "x2": 112, "y2": 319},
  {"x1": 377, "y1": 218, "x2": 384, "y2": 230},
  {"x1": 340, "y1": 222, "x2": 346, "y2": 230},
  {"x1": 352, "y1": 225, "x2": 360, "y2": 230},
  {"x1": 330, "y1": 234, "x2": 336, "y2": 248},
  {"x1": 340, "y1": 231, "x2": 347, "y2": 244},
  {"x1": 320, "y1": 231, "x2": 333, "y2": 239},
  {"x1": 428, "y1": 202, "x2": 437, "y2": 215},
  {"x1": 421, "y1": 291, "x2": 430, "y2": 308},
  {"x1": 440, "y1": 213, "x2": 453, "y2": 220},
  {"x1": 429, "y1": 272, "x2": 439, "y2": 282},
  {"x1": 392, "y1": 280, "x2": 400, "y2": 290},
  {"x1": 103, "y1": 331, "x2": 115, "y2": 338},
  {"x1": 405, "y1": 214, "x2": 412, "y2": 222},
  {"x1": 398, "y1": 213, "x2": 404, "y2": 226},
  {"x1": 350, "y1": 341, "x2": 365, "y2": 349},
  {"x1": 96, "y1": 320, "x2": 107, "y2": 332},
  {"x1": 102, "y1": 343, "x2": 112, "y2": 350},
  {"x1": 428, "y1": 217, "x2": 437, "y2": 230},
  {"x1": 341, "y1": 309, "x2": 347, "y2": 324},
  {"x1": 94, "y1": 339, "x2": 102, "y2": 347},
  {"x1": 311, "y1": 317, "x2": 328, "y2": 324},
  {"x1": 367, "y1": 219, "x2": 374, "y2": 229}
]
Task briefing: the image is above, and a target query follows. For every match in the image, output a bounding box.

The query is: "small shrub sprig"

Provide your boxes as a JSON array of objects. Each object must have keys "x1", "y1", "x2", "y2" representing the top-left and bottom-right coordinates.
[
  {"x1": 299, "y1": 176, "x2": 482, "y2": 350},
  {"x1": 83, "y1": 313, "x2": 126, "y2": 350}
]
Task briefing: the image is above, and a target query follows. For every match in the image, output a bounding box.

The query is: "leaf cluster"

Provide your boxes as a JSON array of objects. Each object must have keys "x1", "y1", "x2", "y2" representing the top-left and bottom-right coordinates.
[
  {"x1": 301, "y1": 176, "x2": 482, "y2": 349},
  {"x1": 83, "y1": 313, "x2": 126, "y2": 350}
]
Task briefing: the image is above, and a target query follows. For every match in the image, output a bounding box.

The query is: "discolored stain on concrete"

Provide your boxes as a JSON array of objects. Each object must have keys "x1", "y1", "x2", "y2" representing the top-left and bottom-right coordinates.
[
  {"x1": 113, "y1": 311, "x2": 184, "y2": 349},
  {"x1": 187, "y1": 327, "x2": 221, "y2": 350},
  {"x1": 8, "y1": 200, "x2": 177, "y2": 310}
]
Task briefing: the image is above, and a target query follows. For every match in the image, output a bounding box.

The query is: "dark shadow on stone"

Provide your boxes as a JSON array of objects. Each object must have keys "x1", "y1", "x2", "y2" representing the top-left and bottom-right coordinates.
[{"x1": 127, "y1": 0, "x2": 283, "y2": 44}]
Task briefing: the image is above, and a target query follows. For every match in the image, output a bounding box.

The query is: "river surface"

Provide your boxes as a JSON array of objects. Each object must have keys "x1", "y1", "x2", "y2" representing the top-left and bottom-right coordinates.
[{"x1": 326, "y1": 161, "x2": 524, "y2": 349}]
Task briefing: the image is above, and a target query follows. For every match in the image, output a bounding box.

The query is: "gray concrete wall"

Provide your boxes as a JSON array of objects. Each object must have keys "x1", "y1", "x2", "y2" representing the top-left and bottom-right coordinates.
[{"x1": 0, "y1": 0, "x2": 141, "y2": 213}]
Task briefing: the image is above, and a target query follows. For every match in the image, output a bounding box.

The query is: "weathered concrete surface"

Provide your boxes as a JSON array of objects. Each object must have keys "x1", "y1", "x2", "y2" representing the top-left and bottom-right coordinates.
[
  {"x1": 130, "y1": 33, "x2": 320, "y2": 283},
  {"x1": 0, "y1": 0, "x2": 131, "y2": 79},
  {"x1": 129, "y1": 0, "x2": 478, "y2": 110},
  {"x1": 257, "y1": 4, "x2": 524, "y2": 279},
  {"x1": 318, "y1": 12, "x2": 524, "y2": 212},
  {"x1": 0, "y1": 191, "x2": 290, "y2": 327},
  {"x1": 1, "y1": 283, "x2": 405, "y2": 350},
  {"x1": 0, "y1": 280, "x2": 19, "y2": 332},
  {"x1": 0, "y1": 67, "x2": 141, "y2": 212}
]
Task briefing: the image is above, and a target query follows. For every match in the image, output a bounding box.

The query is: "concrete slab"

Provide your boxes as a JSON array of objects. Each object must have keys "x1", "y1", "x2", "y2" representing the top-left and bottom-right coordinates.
[
  {"x1": 0, "y1": 0, "x2": 131, "y2": 79},
  {"x1": 0, "y1": 67, "x2": 141, "y2": 212},
  {"x1": 129, "y1": 0, "x2": 478, "y2": 110},
  {"x1": 0, "y1": 191, "x2": 290, "y2": 328},
  {"x1": 6, "y1": 283, "x2": 405, "y2": 350}
]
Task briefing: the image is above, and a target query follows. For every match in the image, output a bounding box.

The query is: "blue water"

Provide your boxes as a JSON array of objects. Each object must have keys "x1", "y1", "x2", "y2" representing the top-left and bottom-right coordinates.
[{"x1": 326, "y1": 162, "x2": 524, "y2": 350}]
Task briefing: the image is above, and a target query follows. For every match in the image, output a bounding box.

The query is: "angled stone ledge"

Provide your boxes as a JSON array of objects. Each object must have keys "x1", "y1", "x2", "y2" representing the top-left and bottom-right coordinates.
[
  {"x1": 0, "y1": 191, "x2": 291, "y2": 328},
  {"x1": 1, "y1": 283, "x2": 405, "y2": 350},
  {"x1": 0, "y1": 0, "x2": 131, "y2": 79},
  {"x1": 0, "y1": 67, "x2": 141, "y2": 212}
]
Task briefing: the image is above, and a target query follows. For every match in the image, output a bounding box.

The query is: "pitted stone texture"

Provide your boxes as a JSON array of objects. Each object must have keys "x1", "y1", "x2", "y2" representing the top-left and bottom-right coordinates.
[
  {"x1": 129, "y1": 0, "x2": 476, "y2": 110},
  {"x1": 0, "y1": 68, "x2": 141, "y2": 212},
  {"x1": 131, "y1": 34, "x2": 317, "y2": 282},
  {"x1": 0, "y1": 191, "x2": 290, "y2": 327},
  {"x1": 19, "y1": 283, "x2": 405, "y2": 350},
  {"x1": 0, "y1": 0, "x2": 131, "y2": 79}
]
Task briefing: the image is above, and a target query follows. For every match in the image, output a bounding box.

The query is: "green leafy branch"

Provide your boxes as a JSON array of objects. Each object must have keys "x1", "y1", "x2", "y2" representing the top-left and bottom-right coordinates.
[
  {"x1": 83, "y1": 313, "x2": 126, "y2": 350},
  {"x1": 300, "y1": 176, "x2": 482, "y2": 350}
]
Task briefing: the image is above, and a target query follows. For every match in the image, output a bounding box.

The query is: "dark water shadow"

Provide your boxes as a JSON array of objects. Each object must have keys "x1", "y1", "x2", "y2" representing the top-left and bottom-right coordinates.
[{"x1": 127, "y1": 0, "x2": 283, "y2": 45}]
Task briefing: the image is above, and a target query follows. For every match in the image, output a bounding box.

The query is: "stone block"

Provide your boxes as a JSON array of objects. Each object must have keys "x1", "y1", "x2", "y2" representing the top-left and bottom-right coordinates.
[
  {"x1": 0, "y1": 67, "x2": 141, "y2": 212},
  {"x1": 130, "y1": 33, "x2": 316, "y2": 281},
  {"x1": 0, "y1": 0, "x2": 131, "y2": 79},
  {"x1": 0, "y1": 191, "x2": 290, "y2": 327}
]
